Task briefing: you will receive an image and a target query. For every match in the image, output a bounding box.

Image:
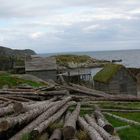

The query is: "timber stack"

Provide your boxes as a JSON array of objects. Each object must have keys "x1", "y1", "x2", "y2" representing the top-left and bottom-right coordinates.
[{"x1": 0, "y1": 81, "x2": 140, "y2": 140}]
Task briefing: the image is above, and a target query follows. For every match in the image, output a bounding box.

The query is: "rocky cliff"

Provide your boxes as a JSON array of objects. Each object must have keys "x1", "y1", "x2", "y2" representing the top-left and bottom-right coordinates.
[{"x1": 0, "y1": 46, "x2": 36, "y2": 57}]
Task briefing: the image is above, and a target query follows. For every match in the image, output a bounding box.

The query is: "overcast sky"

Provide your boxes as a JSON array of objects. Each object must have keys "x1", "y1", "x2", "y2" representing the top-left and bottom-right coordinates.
[{"x1": 0, "y1": 0, "x2": 140, "y2": 53}]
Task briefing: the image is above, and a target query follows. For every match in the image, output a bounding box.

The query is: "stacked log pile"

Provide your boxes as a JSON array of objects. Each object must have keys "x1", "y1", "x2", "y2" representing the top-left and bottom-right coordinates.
[{"x1": 0, "y1": 82, "x2": 140, "y2": 140}]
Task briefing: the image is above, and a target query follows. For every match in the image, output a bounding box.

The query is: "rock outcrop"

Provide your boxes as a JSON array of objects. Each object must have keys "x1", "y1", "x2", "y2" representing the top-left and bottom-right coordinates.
[{"x1": 0, "y1": 46, "x2": 36, "y2": 57}]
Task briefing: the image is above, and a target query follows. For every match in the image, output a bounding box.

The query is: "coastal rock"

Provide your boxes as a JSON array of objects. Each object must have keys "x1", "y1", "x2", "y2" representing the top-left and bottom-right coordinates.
[{"x1": 0, "y1": 46, "x2": 36, "y2": 56}]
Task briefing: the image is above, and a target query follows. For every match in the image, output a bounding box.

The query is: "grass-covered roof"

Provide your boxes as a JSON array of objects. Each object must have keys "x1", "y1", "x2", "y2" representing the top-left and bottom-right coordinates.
[{"x1": 93, "y1": 64, "x2": 123, "y2": 83}]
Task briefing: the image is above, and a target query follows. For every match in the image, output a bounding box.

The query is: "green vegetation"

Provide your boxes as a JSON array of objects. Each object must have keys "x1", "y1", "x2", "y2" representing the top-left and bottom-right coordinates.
[
  {"x1": 93, "y1": 64, "x2": 123, "y2": 83},
  {"x1": 21, "y1": 133, "x2": 31, "y2": 140},
  {"x1": 55, "y1": 54, "x2": 92, "y2": 67},
  {"x1": 82, "y1": 101, "x2": 140, "y2": 140},
  {"x1": 105, "y1": 112, "x2": 140, "y2": 140},
  {"x1": 0, "y1": 72, "x2": 46, "y2": 88}
]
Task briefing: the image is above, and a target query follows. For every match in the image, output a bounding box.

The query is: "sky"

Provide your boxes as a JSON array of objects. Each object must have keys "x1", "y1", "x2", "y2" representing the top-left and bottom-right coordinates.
[{"x1": 0, "y1": 0, "x2": 140, "y2": 53}]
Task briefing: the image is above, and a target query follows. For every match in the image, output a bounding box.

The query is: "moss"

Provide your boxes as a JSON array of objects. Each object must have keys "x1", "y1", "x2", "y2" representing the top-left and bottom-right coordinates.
[
  {"x1": 0, "y1": 73, "x2": 46, "y2": 88},
  {"x1": 93, "y1": 64, "x2": 123, "y2": 83},
  {"x1": 55, "y1": 54, "x2": 91, "y2": 67},
  {"x1": 76, "y1": 130, "x2": 90, "y2": 140},
  {"x1": 21, "y1": 133, "x2": 31, "y2": 140}
]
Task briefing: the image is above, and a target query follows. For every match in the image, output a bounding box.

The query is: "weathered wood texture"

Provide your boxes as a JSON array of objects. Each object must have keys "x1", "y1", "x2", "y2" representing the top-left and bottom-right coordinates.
[
  {"x1": 30, "y1": 102, "x2": 72, "y2": 138},
  {"x1": 85, "y1": 114, "x2": 112, "y2": 140},
  {"x1": 49, "y1": 129, "x2": 62, "y2": 140},
  {"x1": 78, "y1": 116, "x2": 103, "y2": 140},
  {"x1": 63, "y1": 103, "x2": 81, "y2": 140},
  {"x1": 9, "y1": 97, "x2": 71, "y2": 140},
  {"x1": 94, "y1": 68, "x2": 137, "y2": 96},
  {"x1": 94, "y1": 106, "x2": 114, "y2": 134},
  {"x1": 0, "y1": 102, "x2": 55, "y2": 133}
]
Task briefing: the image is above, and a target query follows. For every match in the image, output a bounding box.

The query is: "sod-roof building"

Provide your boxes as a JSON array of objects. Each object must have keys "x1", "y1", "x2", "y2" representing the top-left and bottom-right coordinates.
[{"x1": 93, "y1": 64, "x2": 137, "y2": 95}]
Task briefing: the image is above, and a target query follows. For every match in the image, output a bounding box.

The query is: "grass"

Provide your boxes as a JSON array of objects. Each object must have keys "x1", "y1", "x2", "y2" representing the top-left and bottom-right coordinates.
[
  {"x1": 55, "y1": 54, "x2": 92, "y2": 67},
  {"x1": 80, "y1": 101, "x2": 140, "y2": 140},
  {"x1": 0, "y1": 73, "x2": 46, "y2": 88},
  {"x1": 21, "y1": 133, "x2": 31, "y2": 140},
  {"x1": 105, "y1": 113, "x2": 140, "y2": 140}
]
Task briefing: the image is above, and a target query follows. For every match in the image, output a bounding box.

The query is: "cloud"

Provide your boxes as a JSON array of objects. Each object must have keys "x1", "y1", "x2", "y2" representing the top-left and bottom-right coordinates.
[{"x1": 0, "y1": 0, "x2": 140, "y2": 53}]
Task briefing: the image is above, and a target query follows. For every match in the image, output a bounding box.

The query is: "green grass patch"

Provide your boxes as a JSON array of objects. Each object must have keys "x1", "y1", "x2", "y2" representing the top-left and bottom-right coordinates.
[
  {"x1": 118, "y1": 126, "x2": 140, "y2": 140},
  {"x1": 105, "y1": 112, "x2": 140, "y2": 140},
  {"x1": 0, "y1": 73, "x2": 46, "y2": 88},
  {"x1": 112, "y1": 112, "x2": 140, "y2": 122}
]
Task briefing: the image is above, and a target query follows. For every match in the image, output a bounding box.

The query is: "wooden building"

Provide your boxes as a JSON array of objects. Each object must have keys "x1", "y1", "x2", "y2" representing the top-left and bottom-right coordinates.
[
  {"x1": 93, "y1": 64, "x2": 137, "y2": 95},
  {"x1": 61, "y1": 68, "x2": 92, "y2": 84},
  {"x1": 25, "y1": 55, "x2": 57, "y2": 81}
]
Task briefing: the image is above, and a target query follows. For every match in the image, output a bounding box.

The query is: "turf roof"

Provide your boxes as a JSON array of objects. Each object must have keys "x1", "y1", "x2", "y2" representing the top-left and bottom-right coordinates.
[{"x1": 93, "y1": 64, "x2": 123, "y2": 83}]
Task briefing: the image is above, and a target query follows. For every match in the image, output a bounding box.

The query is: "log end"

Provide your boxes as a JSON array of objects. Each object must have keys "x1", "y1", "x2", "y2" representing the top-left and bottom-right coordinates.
[
  {"x1": 103, "y1": 124, "x2": 114, "y2": 135},
  {"x1": 13, "y1": 102, "x2": 23, "y2": 113},
  {"x1": 0, "y1": 120, "x2": 9, "y2": 132},
  {"x1": 63, "y1": 126, "x2": 75, "y2": 140},
  {"x1": 30, "y1": 129, "x2": 39, "y2": 139}
]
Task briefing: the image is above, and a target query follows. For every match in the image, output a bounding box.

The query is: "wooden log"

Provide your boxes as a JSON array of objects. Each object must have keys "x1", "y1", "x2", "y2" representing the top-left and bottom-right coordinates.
[
  {"x1": 9, "y1": 97, "x2": 71, "y2": 140},
  {"x1": 115, "y1": 125, "x2": 130, "y2": 132},
  {"x1": 70, "y1": 83, "x2": 110, "y2": 97},
  {"x1": 38, "y1": 132, "x2": 49, "y2": 140},
  {"x1": 2, "y1": 88, "x2": 36, "y2": 92},
  {"x1": 13, "y1": 97, "x2": 57, "y2": 113},
  {"x1": 0, "y1": 90, "x2": 37, "y2": 95},
  {"x1": 0, "y1": 96, "x2": 14, "y2": 102},
  {"x1": 84, "y1": 114, "x2": 112, "y2": 140},
  {"x1": 63, "y1": 103, "x2": 81, "y2": 140},
  {"x1": 58, "y1": 74, "x2": 67, "y2": 86},
  {"x1": 78, "y1": 116, "x2": 103, "y2": 140},
  {"x1": 90, "y1": 96, "x2": 140, "y2": 102},
  {"x1": 37, "y1": 85, "x2": 55, "y2": 91},
  {"x1": 1, "y1": 95, "x2": 32, "y2": 102},
  {"x1": 0, "y1": 102, "x2": 55, "y2": 133},
  {"x1": 64, "y1": 111, "x2": 71, "y2": 122},
  {"x1": 94, "y1": 105, "x2": 114, "y2": 134},
  {"x1": 101, "y1": 109, "x2": 140, "y2": 113},
  {"x1": 104, "y1": 112, "x2": 140, "y2": 126},
  {"x1": 0, "y1": 96, "x2": 32, "y2": 103},
  {"x1": 0, "y1": 104, "x2": 14, "y2": 117},
  {"x1": 1, "y1": 94, "x2": 45, "y2": 101},
  {"x1": 44, "y1": 90, "x2": 70, "y2": 96},
  {"x1": 49, "y1": 129, "x2": 62, "y2": 140},
  {"x1": 0, "y1": 101, "x2": 11, "y2": 108},
  {"x1": 30, "y1": 102, "x2": 72, "y2": 138},
  {"x1": 63, "y1": 85, "x2": 107, "y2": 97}
]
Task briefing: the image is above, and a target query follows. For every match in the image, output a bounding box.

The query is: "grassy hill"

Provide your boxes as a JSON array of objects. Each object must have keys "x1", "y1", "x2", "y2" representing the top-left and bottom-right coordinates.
[{"x1": 0, "y1": 72, "x2": 46, "y2": 88}]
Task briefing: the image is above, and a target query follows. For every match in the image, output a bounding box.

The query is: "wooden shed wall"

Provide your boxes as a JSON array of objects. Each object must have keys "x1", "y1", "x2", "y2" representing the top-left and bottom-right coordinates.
[
  {"x1": 94, "y1": 81, "x2": 109, "y2": 93},
  {"x1": 109, "y1": 68, "x2": 137, "y2": 95},
  {"x1": 94, "y1": 68, "x2": 137, "y2": 96},
  {"x1": 26, "y1": 70, "x2": 57, "y2": 81}
]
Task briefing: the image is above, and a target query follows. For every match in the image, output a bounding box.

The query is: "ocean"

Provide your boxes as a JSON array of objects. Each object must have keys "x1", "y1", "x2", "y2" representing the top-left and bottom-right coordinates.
[{"x1": 40, "y1": 49, "x2": 140, "y2": 68}]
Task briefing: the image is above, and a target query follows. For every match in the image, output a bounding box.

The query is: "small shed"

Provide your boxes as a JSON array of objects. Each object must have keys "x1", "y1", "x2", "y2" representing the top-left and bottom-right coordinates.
[
  {"x1": 25, "y1": 55, "x2": 57, "y2": 81},
  {"x1": 93, "y1": 64, "x2": 137, "y2": 95},
  {"x1": 61, "y1": 69, "x2": 92, "y2": 83}
]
